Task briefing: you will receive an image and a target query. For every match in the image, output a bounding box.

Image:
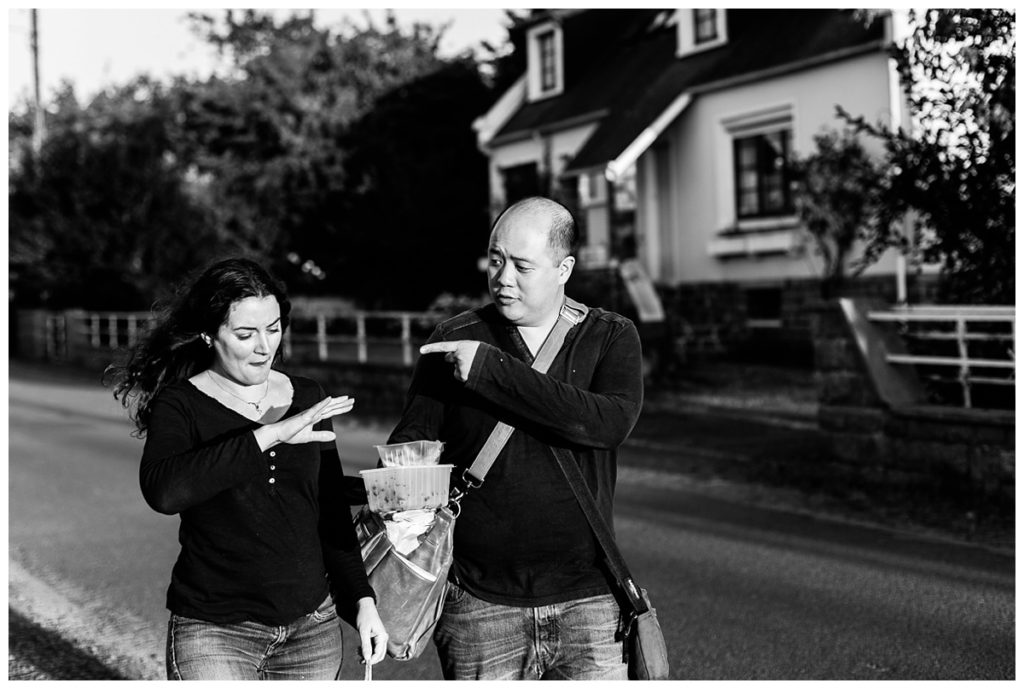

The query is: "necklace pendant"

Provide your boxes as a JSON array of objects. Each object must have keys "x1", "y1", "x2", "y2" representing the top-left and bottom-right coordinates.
[{"x1": 206, "y1": 370, "x2": 269, "y2": 415}]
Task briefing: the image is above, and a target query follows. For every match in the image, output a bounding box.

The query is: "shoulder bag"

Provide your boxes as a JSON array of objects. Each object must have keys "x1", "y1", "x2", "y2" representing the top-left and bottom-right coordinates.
[
  {"x1": 547, "y1": 422, "x2": 670, "y2": 676},
  {"x1": 339, "y1": 298, "x2": 587, "y2": 661}
]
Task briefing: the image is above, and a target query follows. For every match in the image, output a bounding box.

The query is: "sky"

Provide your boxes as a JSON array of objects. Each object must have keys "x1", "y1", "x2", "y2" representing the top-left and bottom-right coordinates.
[{"x1": 7, "y1": 5, "x2": 514, "y2": 108}]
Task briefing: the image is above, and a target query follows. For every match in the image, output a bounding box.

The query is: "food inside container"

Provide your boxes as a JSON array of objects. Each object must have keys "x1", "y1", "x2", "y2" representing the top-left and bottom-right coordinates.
[
  {"x1": 374, "y1": 440, "x2": 445, "y2": 467},
  {"x1": 360, "y1": 464, "x2": 454, "y2": 514}
]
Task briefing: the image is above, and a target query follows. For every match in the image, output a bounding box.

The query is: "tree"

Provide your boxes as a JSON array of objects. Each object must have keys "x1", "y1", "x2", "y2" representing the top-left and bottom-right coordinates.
[
  {"x1": 9, "y1": 9, "x2": 504, "y2": 311},
  {"x1": 9, "y1": 80, "x2": 226, "y2": 309},
  {"x1": 177, "y1": 10, "x2": 457, "y2": 295},
  {"x1": 790, "y1": 130, "x2": 891, "y2": 299},
  {"x1": 839, "y1": 9, "x2": 1014, "y2": 304},
  {"x1": 335, "y1": 59, "x2": 493, "y2": 308},
  {"x1": 477, "y1": 10, "x2": 531, "y2": 95}
]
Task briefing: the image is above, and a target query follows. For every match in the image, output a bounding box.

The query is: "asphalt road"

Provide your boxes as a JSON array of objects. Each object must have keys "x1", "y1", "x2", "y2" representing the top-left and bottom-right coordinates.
[{"x1": 8, "y1": 368, "x2": 1015, "y2": 680}]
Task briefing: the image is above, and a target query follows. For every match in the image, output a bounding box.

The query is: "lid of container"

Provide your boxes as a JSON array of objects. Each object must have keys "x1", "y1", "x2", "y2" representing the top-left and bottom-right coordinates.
[{"x1": 360, "y1": 464, "x2": 455, "y2": 475}]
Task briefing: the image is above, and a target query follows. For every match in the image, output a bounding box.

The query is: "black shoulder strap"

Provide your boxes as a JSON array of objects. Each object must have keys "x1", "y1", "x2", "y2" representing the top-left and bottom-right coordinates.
[{"x1": 549, "y1": 445, "x2": 648, "y2": 615}]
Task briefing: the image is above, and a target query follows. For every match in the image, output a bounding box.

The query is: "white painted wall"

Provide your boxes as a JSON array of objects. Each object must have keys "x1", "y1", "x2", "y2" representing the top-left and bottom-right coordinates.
[{"x1": 639, "y1": 50, "x2": 905, "y2": 286}]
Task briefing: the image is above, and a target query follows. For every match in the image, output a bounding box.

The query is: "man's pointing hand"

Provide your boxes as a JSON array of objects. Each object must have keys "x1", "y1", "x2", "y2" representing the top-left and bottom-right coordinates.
[{"x1": 419, "y1": 341, "x2": 481, "y2": 383}]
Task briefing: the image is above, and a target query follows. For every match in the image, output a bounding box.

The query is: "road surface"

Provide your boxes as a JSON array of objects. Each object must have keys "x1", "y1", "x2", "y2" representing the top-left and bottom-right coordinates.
[{"x1": 8, "y1": 369, "x2": 1015, "y2": 680}]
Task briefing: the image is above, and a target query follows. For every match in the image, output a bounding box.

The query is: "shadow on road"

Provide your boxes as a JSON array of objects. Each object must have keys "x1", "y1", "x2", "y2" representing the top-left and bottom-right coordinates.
[{"x1": 8, "y1": 608, "x2": 129, "y2": 680}]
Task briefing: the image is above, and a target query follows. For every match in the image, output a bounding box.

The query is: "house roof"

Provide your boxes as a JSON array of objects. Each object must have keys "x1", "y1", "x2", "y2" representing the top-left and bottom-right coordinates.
[{"x1": 490, "y1": 9, "x2": 888, "y2": 173}]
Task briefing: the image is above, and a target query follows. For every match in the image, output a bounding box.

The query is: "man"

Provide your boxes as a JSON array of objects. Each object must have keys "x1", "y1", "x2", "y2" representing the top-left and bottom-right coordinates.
[{"x1": 388, "y1": 196, "x2": 644, "y2": 680}]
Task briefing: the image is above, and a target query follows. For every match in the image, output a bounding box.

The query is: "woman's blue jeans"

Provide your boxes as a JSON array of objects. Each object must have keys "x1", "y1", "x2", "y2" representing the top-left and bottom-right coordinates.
[
  {"x1": 166, "y1": 596, "x2": 343, "y2": 680},
  {"x1": 433, "y1": 582, "x2": 628, "y2": 680}
]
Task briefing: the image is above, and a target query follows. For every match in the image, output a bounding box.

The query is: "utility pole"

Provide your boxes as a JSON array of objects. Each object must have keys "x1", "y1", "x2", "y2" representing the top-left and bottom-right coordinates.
[{"x1": 31, "y1": 9, "x2": 45, "y2": 156}]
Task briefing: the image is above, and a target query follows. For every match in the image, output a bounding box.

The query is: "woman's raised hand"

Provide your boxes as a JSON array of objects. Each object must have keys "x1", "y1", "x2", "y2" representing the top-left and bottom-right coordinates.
[{"x1": 254, "y1": 396, "x2": 354, "y2": 451}]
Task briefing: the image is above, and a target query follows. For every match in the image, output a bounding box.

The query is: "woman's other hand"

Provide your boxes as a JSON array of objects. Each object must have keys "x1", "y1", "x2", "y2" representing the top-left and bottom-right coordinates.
[
  {"x1": 253, "y1": 396, "x2": 354, "y2": 451},
  {"x1": 355, "y1": 597, "x2": 389, "y2": 665}
]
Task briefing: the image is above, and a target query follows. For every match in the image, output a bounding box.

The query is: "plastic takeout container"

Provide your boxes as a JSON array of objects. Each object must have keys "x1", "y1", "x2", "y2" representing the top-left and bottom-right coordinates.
[
  {"x1": 360, "y1": 464, "x2": 454, "y2": 514},
  {"x1": 374, "y1": 440, "x2": 445, "y2": 467}
]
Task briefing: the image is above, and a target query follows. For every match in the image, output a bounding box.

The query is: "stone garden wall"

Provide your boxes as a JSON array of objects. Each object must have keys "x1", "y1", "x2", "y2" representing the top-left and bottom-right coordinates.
[{"x1": 812, "y1": 299, "x2": 1014, "y2": 508}]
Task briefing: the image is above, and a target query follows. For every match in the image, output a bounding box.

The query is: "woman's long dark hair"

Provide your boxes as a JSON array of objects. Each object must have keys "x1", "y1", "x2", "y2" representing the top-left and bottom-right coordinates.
[{"x1": 109, "y1": 257, "x2": 291, "y2": 436}]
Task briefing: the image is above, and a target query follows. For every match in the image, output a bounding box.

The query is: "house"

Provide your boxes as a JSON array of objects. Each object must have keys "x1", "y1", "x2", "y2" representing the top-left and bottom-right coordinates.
[{"x1": 473, "y1": 9, "x2": 917, "y2": 364}]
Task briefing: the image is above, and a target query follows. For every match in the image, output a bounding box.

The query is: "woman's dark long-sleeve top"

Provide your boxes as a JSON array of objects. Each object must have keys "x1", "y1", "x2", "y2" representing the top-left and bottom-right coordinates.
[
  {"x1": 140, "y1": 373, "x2": 373, "y2": 626},
  {"x1": 389, "y1": 303, "x2": 644, "y2": 607}
]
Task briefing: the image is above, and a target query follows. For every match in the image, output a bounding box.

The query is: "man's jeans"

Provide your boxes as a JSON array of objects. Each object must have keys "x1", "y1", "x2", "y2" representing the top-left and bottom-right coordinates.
[
  {"x1": 166, "y1": 595, "x2": 343, "y2": 680},
  {"x1": 434, "y1": 582, "x2": 627, "y2": 680}
]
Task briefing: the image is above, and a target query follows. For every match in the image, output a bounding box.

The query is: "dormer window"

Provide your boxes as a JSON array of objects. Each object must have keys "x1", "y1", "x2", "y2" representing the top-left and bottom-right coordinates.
[
  {"x1": 527, "y1": 21, "x2": 564, "y2": 101},
  {"x1": 538, "y1": 30, "x2": 557, "y2": 90},
  {"x1": 693, "y1": 9, "x2": 718, "y2": 44},
  {"x1": 677, "y1": 8, "x2": 728, "y2": 57}
]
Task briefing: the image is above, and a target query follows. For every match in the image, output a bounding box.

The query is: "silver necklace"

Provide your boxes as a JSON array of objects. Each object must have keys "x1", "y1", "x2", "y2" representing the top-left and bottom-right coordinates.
[{"x1": 207, "y1": 370, "x2": 270, "y2": 414}]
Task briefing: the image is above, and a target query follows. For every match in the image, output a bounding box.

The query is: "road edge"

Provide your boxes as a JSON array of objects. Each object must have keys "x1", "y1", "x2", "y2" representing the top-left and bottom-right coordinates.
[{"x1": 8, "y1": 557, "x2": 165, "y2": 680}]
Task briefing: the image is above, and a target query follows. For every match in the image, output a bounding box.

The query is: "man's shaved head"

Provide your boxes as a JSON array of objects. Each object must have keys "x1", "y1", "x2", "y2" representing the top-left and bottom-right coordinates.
[{"x1": 491, "y1": 197, "x2": 578, "y2": 263}]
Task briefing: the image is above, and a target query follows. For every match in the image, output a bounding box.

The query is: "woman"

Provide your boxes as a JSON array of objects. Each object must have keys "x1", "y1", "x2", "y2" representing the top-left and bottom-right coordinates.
[{"x1": 110, "y1": 257, "x2": 386, "y2": 680}]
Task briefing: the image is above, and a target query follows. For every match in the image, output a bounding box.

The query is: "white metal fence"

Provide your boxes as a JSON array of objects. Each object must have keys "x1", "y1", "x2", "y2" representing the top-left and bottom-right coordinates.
[
  {"x1": 867, "y1": 305, "x2": 1015, "y2": 408},
  {"x1": 34, "y1": 304, "x2": 1017, "y2": 407},
  {"x1": 41, "y1": 309, "x2": 438, "y2": 367},
  {"x1": 284, "y1": 311, "x2": 436, "y2": 366}
]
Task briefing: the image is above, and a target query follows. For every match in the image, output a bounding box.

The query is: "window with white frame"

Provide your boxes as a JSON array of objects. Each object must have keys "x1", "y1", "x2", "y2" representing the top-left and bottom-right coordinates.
[
  {"x1": 538, "y1": 31, "x2": 557, "y2": 91},
  {"x1": 733, "y1": 129, "x2": 793, "y2": 219},
  {"x1": 693, "y1": 9, "x2": 718, "y2": 44},
  {"x1": 527, "y1": 22, "x2": 564, "y2": 100},
  {"x1": 577, "y1": 170, "x2": 607, "y2": 206},
  {"x1": 676, "y1": 8, "x2": 727, "y2": 57}
]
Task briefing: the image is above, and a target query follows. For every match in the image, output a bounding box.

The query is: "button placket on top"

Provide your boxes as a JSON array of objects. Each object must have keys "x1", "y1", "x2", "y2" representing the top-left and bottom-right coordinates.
[{"x1": 268, "y1": 449, "x2": 277, "y2": 485}]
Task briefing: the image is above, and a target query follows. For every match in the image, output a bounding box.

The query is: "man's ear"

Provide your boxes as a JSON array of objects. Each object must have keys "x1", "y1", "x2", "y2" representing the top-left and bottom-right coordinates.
[{"x1": 557, "y1": 256, "x2": 576, "y2": 285}]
